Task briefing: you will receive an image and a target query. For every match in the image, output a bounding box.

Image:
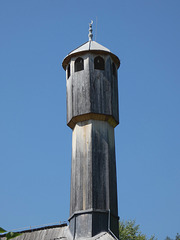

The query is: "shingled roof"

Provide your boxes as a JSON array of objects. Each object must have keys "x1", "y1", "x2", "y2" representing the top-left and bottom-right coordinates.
[
  {"x1": 0, "y1": 224, "x2": 118, "y2": 240},
  {"x1": 0, "y1": 224, "x2": 68, "y2": 240}
]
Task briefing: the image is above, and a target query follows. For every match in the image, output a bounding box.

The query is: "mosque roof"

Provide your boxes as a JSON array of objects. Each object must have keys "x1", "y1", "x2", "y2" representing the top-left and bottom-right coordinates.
[
  {"x1": 62, "y1": 21, "x2": 120, "y2": 70},
  {"x1": 69, "y1": 41, "x2": 111, "y2": 54},
  {"x1": 62, "y1": 40, "x2": 120, "y2": 70},
  {"x1": 0, "y1": 224, "x2": 118, "y2": 240},
  {"x1": 0, "y1": 224, "x2": 68, "y2": 240}
]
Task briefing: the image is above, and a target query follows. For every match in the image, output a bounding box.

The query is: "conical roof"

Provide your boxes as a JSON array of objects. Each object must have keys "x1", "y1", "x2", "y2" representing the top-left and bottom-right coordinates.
[
  {"x1": 69, "y1": 41, "x2": 111, "y2": 54},
  {"x1": 62, "y1": 40, "x2": 120, "y2": 70}
]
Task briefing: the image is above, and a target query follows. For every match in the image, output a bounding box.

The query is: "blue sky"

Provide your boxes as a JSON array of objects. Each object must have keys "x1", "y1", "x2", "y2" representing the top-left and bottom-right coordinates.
[{"x1": 0, "y1": 0, "x2": 180, "y2": 239}]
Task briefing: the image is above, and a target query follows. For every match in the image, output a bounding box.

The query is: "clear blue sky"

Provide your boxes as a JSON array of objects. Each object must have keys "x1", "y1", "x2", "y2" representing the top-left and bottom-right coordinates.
[{"x1": 0, "y1": 1, "x2": 179, "y2": 239}]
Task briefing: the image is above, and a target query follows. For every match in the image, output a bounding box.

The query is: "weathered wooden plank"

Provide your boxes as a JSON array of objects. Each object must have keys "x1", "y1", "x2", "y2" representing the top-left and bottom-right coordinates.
[
  {"x1": 66, "y1": 53, "x2": 119, "y2": 129},
  {"x1": 0, "y1": 225, "x2": 68, "y2": 240}
]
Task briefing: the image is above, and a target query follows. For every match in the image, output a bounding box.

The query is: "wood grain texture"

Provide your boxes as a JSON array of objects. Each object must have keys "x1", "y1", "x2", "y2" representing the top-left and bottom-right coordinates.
[{"x1": 66, "y1": 53, "x2": 119, "y2": 129}]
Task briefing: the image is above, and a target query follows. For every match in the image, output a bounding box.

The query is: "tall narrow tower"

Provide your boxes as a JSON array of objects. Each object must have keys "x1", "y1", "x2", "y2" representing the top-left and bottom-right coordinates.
[{"x1": 62, "y1": 23, "x2": 120, "y2": 239}]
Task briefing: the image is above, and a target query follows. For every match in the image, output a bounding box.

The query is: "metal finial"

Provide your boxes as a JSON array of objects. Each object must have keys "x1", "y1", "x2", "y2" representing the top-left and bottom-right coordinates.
[{"x1": 88, "y1": 20, "x2": 93, "y2": 41}]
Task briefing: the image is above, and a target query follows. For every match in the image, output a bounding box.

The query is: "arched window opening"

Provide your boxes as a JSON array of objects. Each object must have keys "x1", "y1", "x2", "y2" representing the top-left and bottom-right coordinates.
[
  {"x1": 75, "y1": 57, "x2": 84, "y2": 72},
  {"x1": 94, "y1": 56, "x2": 105, "y2": 70},
  {"x1": 67, "y1": 64, "x2": 70, "y2": 79},
  {"x1": 112, "y1": 62, "x2": 117, "y2": 77}
]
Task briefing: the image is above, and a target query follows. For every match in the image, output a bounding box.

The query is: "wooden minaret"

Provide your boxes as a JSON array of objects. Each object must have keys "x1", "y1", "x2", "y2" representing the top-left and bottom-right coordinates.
[{"x1": 62, "y1": 22, "x2": 120, "y2": 239}]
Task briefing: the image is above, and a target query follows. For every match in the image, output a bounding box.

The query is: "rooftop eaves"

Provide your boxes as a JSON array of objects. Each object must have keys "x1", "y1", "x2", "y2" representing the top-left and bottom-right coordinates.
[{"x1": 62, "y1": 40, "x2": 120, "y2": 70}]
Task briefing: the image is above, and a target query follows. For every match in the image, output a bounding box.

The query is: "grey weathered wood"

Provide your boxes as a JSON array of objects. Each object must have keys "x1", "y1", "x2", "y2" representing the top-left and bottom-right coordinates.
[
  {"x1": 0, "y1": 225, "x2": 118, "y2": 240},
  {"x1": 64, "y1": 39, "x2": 120, "y2": 239},
  {"x1": 0, "y1": 225, "x2": 68, "y2": 240},
  {"x1": 69, "y1": 120, "x2": 119, "y2": 238},
  {"x1": 66, "y1": 53, "x2": 119, "y2": 129}
]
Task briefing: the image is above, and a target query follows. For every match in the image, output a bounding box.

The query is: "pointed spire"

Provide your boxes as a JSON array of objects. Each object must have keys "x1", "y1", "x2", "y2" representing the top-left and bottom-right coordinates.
[{"x1": 88, "y1": 20, "x2": 93, "y2": 41}]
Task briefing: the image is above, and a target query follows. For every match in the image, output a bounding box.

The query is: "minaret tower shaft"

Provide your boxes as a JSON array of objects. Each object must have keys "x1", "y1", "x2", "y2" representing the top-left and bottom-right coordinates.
[{"x1": 62, "y1": 23, "x2": 120, "y2": 239}]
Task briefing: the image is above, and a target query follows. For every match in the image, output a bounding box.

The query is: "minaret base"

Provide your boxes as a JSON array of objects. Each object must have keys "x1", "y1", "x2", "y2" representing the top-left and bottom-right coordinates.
[
  {"x1": 69, "y1": 119, "x2": 119, "y2": 239},
  {"x1": 68, "y1": 210, "x2": 119, "y2": 239},
  {"x1": 66, "y1": 219, "x2": 119, "y2": 240}
]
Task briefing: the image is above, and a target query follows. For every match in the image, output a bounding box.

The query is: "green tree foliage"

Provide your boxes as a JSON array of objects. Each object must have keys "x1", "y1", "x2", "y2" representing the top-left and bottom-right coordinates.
[
  {"x1": 0, "y1": 228, "x2": 22, "y2": 240},
  {"x1": 176, "y1": 234, "x2": 180, "y2": 240},
  {"x1": 165, "y1": 233, "x2": 180, "y2": 240},
  {"x1": 119, "y1": 220, "x2": 156, "y2": 240},
  {"x1": 119, "y1": 220, "x2": 180, "y2": 240},
  {"x1": 0, "y1": 228, "x2": 6, "y2": 234}
]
